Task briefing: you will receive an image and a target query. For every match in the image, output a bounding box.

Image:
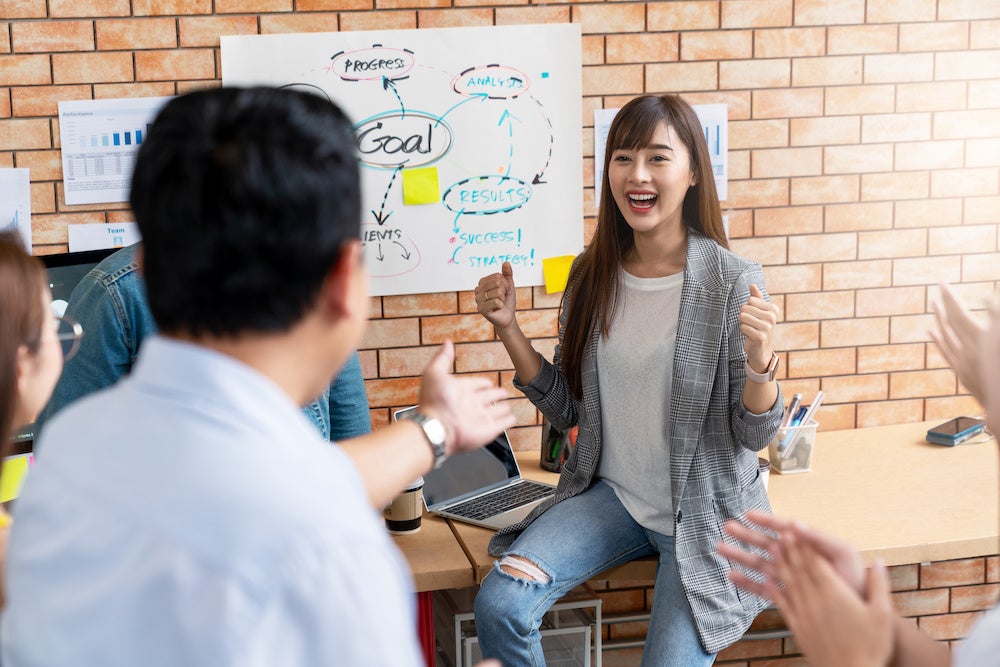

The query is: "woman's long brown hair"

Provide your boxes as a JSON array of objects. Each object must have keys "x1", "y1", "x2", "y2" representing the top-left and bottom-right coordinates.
[
  {"x1": 0, "y1": 233, "x2": 47, "y2": 445},
  {"x1": 561, "y1": 95, "x2": 728, "y2": 399}
]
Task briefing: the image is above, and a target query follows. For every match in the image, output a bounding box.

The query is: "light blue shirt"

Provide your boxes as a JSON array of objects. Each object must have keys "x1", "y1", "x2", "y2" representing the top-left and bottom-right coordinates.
[{"x1": 2, "y1": 337, "x2": 421, "y2": 666}]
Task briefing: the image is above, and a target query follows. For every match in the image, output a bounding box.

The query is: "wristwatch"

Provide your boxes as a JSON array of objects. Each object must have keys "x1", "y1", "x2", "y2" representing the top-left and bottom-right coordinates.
[
  {"x1": 745, "y1": 352, "x2": 779, "y2": 383},
  {"x1": 400, "y1": 410, "x2": 448, "y2": 469}
]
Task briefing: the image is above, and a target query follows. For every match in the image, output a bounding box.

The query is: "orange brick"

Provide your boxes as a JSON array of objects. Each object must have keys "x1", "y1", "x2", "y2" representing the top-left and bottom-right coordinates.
[
  {"x1": 895, "y1": 140, "x2": 964, "y2": 172},
  {"x1": 729, "y1": 236, "x2": 787, "y2": 265},
  {"x1": 572, "y1": 3, "x2": 645, "y2": 34},
  {"x1": 515, "y1": 309, "x2": 560, "y2": 340},
  {"x1": 30, "y1": 180, "x2": 54, "y2": 214},
  {"x1": 752, "y1": 87, "x2": 824, "y2": 119},
  {"x1": 896, "y1": 82, "x2": 968, "y2": 113},
  {"x1": 364, "y1": 376, "x2": 420, "y2": 408},
  {"x1": 791, "y1": 116, "x2": 859, "y2": 146},
  {"x1": 1, "y1": 23, "x2": 8, "y2": 54},
  {"x1": 726, "y1": 178, "x2": 789, "y2": 208},
  {"x1": 784, "y1": 289, "x2": 853, "y2": 321},
  {"x1": 865, "y1": 53, "x2": 934, "y2": 84},
  {"x1": 963, "y1": 253, "x2": 1000, "y2": 282},
  {"x1": 648, "y1": 1, "x2": 719, "y2": 31},
  {"x1": 415, "y1": 8, "x2": 493, "y2": 28},
  {"x1": 645, "y1": 61, "x2": 718, "y2": 93},
  {"x1": 941, "y1": 0, "x2": 1000, "y2": 19},
  {"x1": 857, "y1": 343, "x2": 925, "y2": 373},
  {"x1": 790, "y1": 174, "x2": 859, "y2": 206},
  {"x1": 606, "y1": 33, "x2": 678, "y2": 65},
  {"x1": 582, "y1": 64, "x2": 643, "y2": 96},
  {"x1": 580, "y1": 35, "x2": 604, "y2": 67},
  {"x1": 890, "y1": 313, "x2": 935, "y2": 344},
  {"x1": 930, "y1": 225, "x2": 997, "y2": 257},
  {"x1": 132, "y1": 0, "x2": 212, "y2": 14},
  {"x1": 496, "y1": 6, "x2": 570, "y2": 26},
  {"x1": 1, "y1": 152, "x2": 15, "y2": 167},
  {"x1": 49, "y1": 0, "x2": 129, "y2": 17},
  {"x1": 932, "y1": 168, "x2": 999, "y2": 199},
  {"x1": 456, "y1": 340, "x2": 516, "y2": 372},
  {"x1": 382, "y1": 294, "x2": 456, "y2": 318},
  {"x1": 260, "y1": 13, "x2": 341, "y2": 34},
  {"x1": 988, "y1": 557, "x2": 999, "y2": 584},
  {"x1": 965, "y1": 196, "x2": 1000, "y2": 224},
  {"x1": 920, "y1": 612, "x2": 983, "y2": 641},
  {"x1": 936, "y1": 110, "x2": 1000, "y2": 141},
  {"x1": 825, "y1": 144, "x2": 893, "y2": 175},
  {"x1": 856, "y1": 286, "x2": 926, "y2": 317},
  {"x1": 762, "y1": 263, "x2": 823, "y2": 294},
  {"x1": 421, "y1": 313, "x2": 496, "y2": 345},
  {"x1": 868, "y1": 0, "x2": 936, "y2": 22},
  {"x1": 681, "y1": 29, "x2": 752, "y2": 61},
  {"x1": 753, "y1": 146, "x2": 822, "y2": 179},
  {"x1": 135, "y1": 49, "x2": 214, "y2": 82},
  {"x1": 890, "y1": 564, "x2": 920, "y2": 592},
  {"x1": 773, "y1": 321, "x2": 819, "y2": 350},
  {"x1": 893, "y1": 255, "x2": 961, "y2": 286},
  {"x1": 340, "y1": 10, "x2": 417, "y2": 31},
  {"x1": 823, "y1": 259, "x2": 892, "y2": 289},
  {"x1": 723, "y1": 0, "x2": 792, "y2": 28},
  {"x1": 731, "y1": 119, "x2": 788, "y2": 150},
  {"x1": 952, "y1": 584, "x2": 1000, "y2": 613},
  {"x1": 755, "y1": 205, "x2": 823, "y2": 238},
  {"x1": 0, "y1": 118, "x2": 50, "y2": 149},
  {"x1": 680, "y1": 90, "x2": 752, "y2": 119},
  {"x1": 0, "y1": 0, "x2": 46, "y2": 18},
  {"x1": 11, "y1": 20, "x2": 94, "y2": 53},
  {"x1": 0, "y1": 88, "x2": 9, "y2": 118},
  {"x1": 857, "y1": 399, "x2": 923, "y2": 427},
  {"x1": 857, "y1": 228, "x2": 927, "y2": 261},
  {"x1": 11, "y1": 84, "x2": 91, "y2": 117},
  {"x1": 378, "y1": 346, "x2": 439, "y2": 378},
  {"x1": 94, "y1": 82, "x2": 175, "y2": 98},
  {"x1": 787, "y1": 231, "x2": 855, "y2": 263},
  {"x1": 13, "y1": 149, "x2": 62, "y2": 180},
  {"x1": 925, "y1": 394, "x2": 983, "y2": 419},
  {"x1": 377, "y1": 0, "x2": 447, "y2": 7},
  {"x1": 359, "y1": 318, "x2": 420, "y2": 350},
  {"x1": 968, "y1": 139, "x2": 1000, "y2": 168},
  {"x1": 753, "y1": 28, "x2": 826, "y2": 58},
  {"x1": 821, "y1": 373, "x2": 888, "y2": 402},
  {"x1": 97, "y1": 18, "x2": 177, "y2": 50},
  {"x1": 936, "y1": 50, "x2": 1000, "y2": 81},
  {"x1": 794, "y1": 0, "x2": 865, "y2": 25},
  {"x1": 180, "y1": 16, "x2": 256, "y2": 47},
  {"x1": 825, "y1": 84, "x2": 895, "y2": 116},
  {"x1": 822, "y1": 317, "x2": 888, "y2": 347},
  {"x1": 862, "y1": 113, "x2": 932, "y2": 144},
  {"x1": 900, "y1": 21, "x2": 969, "y2": 52},
  {"x1": 719, "y1": 58, "x2": 790, "y2": 90},
  {"x1": 792, "y1": 55, "x2": 862, "y2": 87},
  {"x1": 788, "y1": 347, "x2": 855, "y2": 378},
  {"x1": 715, "y1": 637, "x2": 784, "y2": 661},
  {"x1": 0, "y1": 54, "x2": 52, "y2": 86},
  {"x1": 30, "y1": 211, "x2": 107, "y2": 245},
  {"x1": 298, "y1": 0, "x2": 370, "y2": 9},
  {"x1": 814, "y1": 402, "x2": 854, "y2": 429},
  {"x1": 827, "y1": 24, "x2": 897, "y2": 54},
  {"x1": 970, "y1": 19, "x2": 1000, "y2": 48},
  {"x1": 52, "y1": 51, "x2": 132, "y2": 84},
  {"x1": 890, "y1": 369, "x2": 956, "y2": 399},
  {"x1": 216, "y1": 0, "x2": 290, "y2": 10},
  {"x1": 894, "y1": 198, "x2": 963, "y2": 228},
  {"x1": 861, "y1": 171, "x2": 930, "y2": 202}
]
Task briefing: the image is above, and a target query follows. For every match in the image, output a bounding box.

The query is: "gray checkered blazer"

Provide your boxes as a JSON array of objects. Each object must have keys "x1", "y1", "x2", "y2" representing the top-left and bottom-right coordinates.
[{"x1": 490, "y1": 232, "x2": 784, "y2": 654}]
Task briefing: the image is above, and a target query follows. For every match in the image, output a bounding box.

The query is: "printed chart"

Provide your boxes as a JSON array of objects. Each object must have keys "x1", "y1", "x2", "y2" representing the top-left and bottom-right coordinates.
[
  {"x1": 222, "y1": 24, "x2": 583, "y2": 297},
  {"x1": 0, "y1": 168, "x2": 31, "y2": 250}
]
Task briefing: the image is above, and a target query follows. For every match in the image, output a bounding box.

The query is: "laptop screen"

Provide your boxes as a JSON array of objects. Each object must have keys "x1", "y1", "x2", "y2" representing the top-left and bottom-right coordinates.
[{"x1": 422, "y1": 435, "x2": 520, "y2": 508}]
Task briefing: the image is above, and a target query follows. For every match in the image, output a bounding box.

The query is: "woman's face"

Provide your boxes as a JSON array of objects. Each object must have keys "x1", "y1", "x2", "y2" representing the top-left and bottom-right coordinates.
[
  {"x1": 14, "y1": 287, "x2": 64, "y2": 427},
  {"x1": 607, "y1": 121, "x2": 696, "y2": 237}
]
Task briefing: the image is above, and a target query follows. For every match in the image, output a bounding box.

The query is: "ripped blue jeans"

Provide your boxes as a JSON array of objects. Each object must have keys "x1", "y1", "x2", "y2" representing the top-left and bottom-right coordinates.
[{"x1": 473, "y1": 480, "x2": 715, "y2": 667}]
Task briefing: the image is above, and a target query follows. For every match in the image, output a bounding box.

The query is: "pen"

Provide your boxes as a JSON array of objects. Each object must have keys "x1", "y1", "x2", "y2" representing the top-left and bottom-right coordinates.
[
  {"x1": 789, "y1": 405, "x2": 808, "y2": 427},
  {"x1": 783, "y1": 391, "x2": 825, "y2": 459},
  {"x1": 782, "y1": 393, "x2": 802, "y2": 429}
]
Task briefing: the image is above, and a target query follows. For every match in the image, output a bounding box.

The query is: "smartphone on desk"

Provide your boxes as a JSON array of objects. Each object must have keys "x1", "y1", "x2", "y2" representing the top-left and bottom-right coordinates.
[{"x1": 926, "y1": 417, "x2": 986, "y2": 446}]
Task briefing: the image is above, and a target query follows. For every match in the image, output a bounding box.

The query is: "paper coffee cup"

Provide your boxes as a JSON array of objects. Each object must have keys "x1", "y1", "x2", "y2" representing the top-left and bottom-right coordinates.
[{"x1": 384, "y1": 479, "x2": 423, "y2": 534}]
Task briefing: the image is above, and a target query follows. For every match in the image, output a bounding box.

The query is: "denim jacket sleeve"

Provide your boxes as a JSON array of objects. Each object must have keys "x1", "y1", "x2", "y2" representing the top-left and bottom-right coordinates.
[{"x1": 306, "y1": 351, "x2": 371, "y2": 441}]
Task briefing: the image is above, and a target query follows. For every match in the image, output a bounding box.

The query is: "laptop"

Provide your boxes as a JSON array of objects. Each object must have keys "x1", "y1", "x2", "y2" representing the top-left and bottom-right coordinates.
[{"x1": 394, "y1": 406, "x2": 556, "y2": 531}]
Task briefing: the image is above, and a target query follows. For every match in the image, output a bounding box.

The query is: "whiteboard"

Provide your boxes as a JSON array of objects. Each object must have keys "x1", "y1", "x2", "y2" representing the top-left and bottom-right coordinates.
[{"x1": 222, "y1": 24, "x2": 584, "y2": 297}]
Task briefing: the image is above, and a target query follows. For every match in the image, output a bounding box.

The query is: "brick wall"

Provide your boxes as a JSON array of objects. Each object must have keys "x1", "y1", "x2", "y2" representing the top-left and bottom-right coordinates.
[{"x1": 1, "y1": 1, "x2": 998, "y2": 441}]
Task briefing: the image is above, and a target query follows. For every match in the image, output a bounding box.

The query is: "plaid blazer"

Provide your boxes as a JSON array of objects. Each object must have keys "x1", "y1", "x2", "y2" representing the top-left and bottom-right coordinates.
[{"x1": 490, "y1": 233, "x2": 784, "y2": 654}]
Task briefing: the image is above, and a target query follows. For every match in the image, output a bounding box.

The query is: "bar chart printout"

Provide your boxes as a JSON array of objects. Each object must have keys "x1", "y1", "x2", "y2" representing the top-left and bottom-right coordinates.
[
  {"x1": 0, "y1": 168, "x2": 31, "y2": 250},
  {"x1": 58, "y1": 97, "x2": 172, "y2": 205}
]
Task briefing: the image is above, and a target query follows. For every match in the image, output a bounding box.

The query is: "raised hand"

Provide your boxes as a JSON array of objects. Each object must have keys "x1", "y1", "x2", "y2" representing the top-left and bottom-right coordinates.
[
  {"x1": 738, "y1": 283, "x2": 779, "y2": 373},
  {"x1": 475, "y1": 261, "x2": 517, "y2": 331}
]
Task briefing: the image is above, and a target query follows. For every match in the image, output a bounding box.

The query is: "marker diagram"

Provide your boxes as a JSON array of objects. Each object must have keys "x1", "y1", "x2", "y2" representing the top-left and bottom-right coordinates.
[{"x1": 222, "y1": 24, "x2": 583, "y2": 296}]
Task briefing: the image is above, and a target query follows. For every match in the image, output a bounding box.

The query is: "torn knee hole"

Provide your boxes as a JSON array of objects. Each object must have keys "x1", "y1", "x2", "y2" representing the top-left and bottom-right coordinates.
[{"x1": 498, "y1": 555, "x2": 552, "y2": 583}]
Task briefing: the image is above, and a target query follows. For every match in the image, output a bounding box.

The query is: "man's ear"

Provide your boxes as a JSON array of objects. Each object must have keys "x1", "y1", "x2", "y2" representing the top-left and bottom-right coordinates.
[{"x1": 319, "y1": 240, "x2": 363, "y2": 320}]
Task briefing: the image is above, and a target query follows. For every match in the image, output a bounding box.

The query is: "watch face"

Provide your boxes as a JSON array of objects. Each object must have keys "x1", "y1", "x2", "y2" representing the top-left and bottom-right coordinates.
[{"x1": 424, "y1": 417, "x2": 446, "y2": 445}]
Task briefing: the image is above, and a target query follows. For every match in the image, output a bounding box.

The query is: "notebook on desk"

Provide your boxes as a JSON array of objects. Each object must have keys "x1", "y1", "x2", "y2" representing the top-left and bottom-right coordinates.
[{"x1": 394, "y1": 407, "x2": 556, "y2": 531}]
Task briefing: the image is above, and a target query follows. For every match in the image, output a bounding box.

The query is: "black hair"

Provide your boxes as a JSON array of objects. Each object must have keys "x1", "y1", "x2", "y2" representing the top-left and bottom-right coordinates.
[{"x1": 129, "y1": 86, "x2": 361, "y2": 337}]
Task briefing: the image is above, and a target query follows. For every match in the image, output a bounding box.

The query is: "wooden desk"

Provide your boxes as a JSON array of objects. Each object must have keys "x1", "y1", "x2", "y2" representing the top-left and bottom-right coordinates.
[
  {"x1": 451, "y1": 420, "x2": 1000, "y2": 580},
  {"x1": 391, "y1": 510, "x2": 477, "y2": 592}
]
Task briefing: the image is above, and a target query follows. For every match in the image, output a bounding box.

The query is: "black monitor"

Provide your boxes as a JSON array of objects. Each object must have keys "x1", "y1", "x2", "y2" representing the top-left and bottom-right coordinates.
[{"x1": 9, "y1": 246, "x2": 119, "y2": 447}]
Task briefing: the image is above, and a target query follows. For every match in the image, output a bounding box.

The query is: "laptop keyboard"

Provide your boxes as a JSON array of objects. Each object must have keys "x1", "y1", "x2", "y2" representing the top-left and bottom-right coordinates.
[{"x1": 446, "y1": 480, "x2": 553, "y2": 521}]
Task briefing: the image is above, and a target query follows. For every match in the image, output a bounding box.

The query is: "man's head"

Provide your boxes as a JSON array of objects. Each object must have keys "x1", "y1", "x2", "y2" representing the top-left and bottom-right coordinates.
[{"x1": 130, "y1": 86, "x2": 362, "y2": 339}]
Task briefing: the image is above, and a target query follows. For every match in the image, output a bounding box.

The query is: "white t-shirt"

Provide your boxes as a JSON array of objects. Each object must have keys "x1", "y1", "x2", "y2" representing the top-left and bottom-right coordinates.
[{"x1": 954, "y1": 603, "x2": 1000, "y2": 666}]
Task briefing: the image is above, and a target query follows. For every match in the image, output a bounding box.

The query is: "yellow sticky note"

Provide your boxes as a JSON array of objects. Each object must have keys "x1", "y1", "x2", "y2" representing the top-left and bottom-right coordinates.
[
  {"x1": 402, "y1": 167, "x2": 441, "y2": 205},
  {"x1": 542, "y1": 255, "x2": 576, "y2": 294},
  {"x1": 0, "y1": 454, "x2": 31, "y2": 503}
]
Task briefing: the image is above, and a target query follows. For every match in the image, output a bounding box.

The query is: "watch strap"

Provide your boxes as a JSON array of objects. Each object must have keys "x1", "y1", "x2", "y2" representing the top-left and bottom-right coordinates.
[{"x1": 745, "y1": 352, "x2": 779, "y2": 383}]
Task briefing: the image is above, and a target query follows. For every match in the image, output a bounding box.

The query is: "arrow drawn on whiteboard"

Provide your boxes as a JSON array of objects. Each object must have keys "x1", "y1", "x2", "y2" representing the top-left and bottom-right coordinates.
[
  {"x1": 498, "y1": 108, "x2": 519, "y2": 179},
  {"x1": 371, "y1": 165, "x2": 403, "y2": 226},
  {"x1": 433, "y1": 92, "x2": 489, "y2": 129},
  {"x1": 393, "y1": 240, "x2": 411, "y2": 260},
  {"x1": 375, "y1": 243, "x2": 385, "y2": 262},
  {"x1": 382, "y1": 77, "x2": 406, "y2": 117},
  {"x1": 529, "y1": 95, "x2": 554, "y2": 185},
  {"x1": 452, "y1": 208, "x2": 464, "y2": 234}
]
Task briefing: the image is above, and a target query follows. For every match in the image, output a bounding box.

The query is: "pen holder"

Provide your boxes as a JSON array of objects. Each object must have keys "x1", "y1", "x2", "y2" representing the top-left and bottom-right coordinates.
[
  {"x1": 539, "y1": 422, "x2": 578, "y2": 473},
  {"x1": 768, "y1": 420, "x2": 818, "y2": 474}
]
